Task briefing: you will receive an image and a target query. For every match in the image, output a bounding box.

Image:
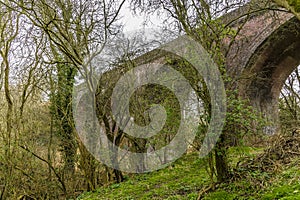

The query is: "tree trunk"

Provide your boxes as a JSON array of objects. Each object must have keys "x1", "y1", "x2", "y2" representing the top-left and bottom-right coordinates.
[
  {"x1": 215, "y1": 133, "x2": 229, "y2": 182},
  {"x1": 113, "y1": 169, "x2": 124, "y2": 183}
]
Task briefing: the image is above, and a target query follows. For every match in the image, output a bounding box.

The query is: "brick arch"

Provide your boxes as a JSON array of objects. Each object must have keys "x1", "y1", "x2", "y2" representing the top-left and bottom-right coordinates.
[
  {"x1": 239, "y1": 16, "x2": 300, "y2": 133},
  {"x1": 100, "y1": 4, "x2": 300, "y2": 135}
]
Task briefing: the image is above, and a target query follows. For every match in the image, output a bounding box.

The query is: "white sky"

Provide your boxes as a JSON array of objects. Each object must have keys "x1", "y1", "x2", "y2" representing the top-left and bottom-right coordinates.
[
  {"x1": 120, "y1": 1, "x2": 163, "y2": 32},
  {"x1": 120, "y1": 2, "x2": 144, "y2": 32}
]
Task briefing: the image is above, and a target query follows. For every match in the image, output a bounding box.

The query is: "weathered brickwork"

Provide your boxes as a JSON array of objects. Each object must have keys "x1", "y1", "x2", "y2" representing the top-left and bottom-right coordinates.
[
  {"x1": 229, "y1": 10, "x2": 300, "y2": 133},
  {"x1": 118, "y1": 5, "x2": 300, "y2": 134}
]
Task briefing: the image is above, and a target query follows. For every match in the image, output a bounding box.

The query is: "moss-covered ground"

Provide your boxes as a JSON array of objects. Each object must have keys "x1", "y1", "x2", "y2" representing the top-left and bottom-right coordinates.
[{"x1": 77, "y1": 147, "x2": 300, "y2": 200}]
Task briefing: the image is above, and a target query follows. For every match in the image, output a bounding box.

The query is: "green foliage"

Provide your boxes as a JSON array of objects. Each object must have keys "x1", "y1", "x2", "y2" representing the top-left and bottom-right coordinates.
[
  {"x1": 262, "y1": 183, "x2": 300, "y2": 200},
  {"x1": 77, "y1": 153, "x2": 207, "y2": 200},
  {"x1": 78, "y1": 148, "x2": 300, "y2": 200},
  {"x1": 225, "y1": 90, "x2": 266, "y2": 146},
  {"x1": 288, "y1": 0, "x2": 300, "y2": 12},
  {"x1": 204, "y1": 190, "x2": 238, "y2": 200},
  {"x1": 129, "y1": 83, "x2": 181, "y2": 151},
  {"x1": 49, "y1": 60, "x2": 78, "y2": 172}
]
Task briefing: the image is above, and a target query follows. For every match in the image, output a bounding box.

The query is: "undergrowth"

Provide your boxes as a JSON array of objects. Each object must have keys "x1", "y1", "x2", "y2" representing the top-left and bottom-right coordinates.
[{"x1": 77, "y1": 133, "x2": 300, "y2": 200}]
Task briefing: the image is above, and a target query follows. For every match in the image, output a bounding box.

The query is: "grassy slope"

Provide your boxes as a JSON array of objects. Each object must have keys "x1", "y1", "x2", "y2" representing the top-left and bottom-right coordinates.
[{"x1": 77, "y1": 148, "x2": 300, "y2": 200}]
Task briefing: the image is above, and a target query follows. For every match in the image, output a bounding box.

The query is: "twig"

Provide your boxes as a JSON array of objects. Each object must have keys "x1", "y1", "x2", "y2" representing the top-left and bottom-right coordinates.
[{"x1": 19, "y1": 145, "x2": 67, "y2": 194}]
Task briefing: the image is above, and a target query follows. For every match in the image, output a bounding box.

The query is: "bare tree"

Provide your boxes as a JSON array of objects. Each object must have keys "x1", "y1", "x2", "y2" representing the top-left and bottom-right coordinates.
[
  {"x1": 279, "y1": 66, "x2": 300, "y2": 132},
  {"x1": 128, "y1": 0, "x2": 279, "y2": 183},
  {"x1": 0, "y1": 4, "x2": 20, "y2": 199},
  {"x1": 0, "y1": 0, "x2": 127, "y2": 190}
]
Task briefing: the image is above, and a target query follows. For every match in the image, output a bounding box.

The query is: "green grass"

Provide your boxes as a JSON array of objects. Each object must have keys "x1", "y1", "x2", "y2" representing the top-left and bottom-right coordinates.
[
  {"x1": 77, "y1": 153, "x2": 206, "y2": 200},
  {"x1": 261, "y1": 161, "x2": 300, "y2": 200},
  {"x1": 77, "y1": 148, "x2": 300, "y2": 200}
]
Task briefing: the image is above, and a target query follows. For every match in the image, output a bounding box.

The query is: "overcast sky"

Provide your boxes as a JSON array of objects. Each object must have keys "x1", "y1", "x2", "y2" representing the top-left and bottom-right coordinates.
[{"x1": 120, "y1": 1, "x2": 163, "y2": 32}]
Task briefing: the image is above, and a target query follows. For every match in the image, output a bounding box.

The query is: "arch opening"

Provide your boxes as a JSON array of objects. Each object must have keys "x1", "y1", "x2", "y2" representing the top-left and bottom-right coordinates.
[{"x1": 279, "y1": 66, "x2": 300, "y2": 132}]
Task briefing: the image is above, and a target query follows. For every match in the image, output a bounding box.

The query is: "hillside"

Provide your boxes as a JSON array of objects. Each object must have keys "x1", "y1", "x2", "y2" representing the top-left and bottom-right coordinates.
[{"x1": 77, "y1": 137, "x2": 300, "y2": 200}]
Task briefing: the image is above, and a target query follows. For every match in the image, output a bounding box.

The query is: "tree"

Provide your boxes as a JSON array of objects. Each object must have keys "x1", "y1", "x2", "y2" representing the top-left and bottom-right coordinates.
[
  {"x1": 0, "y1": 0, "x2": 130, "y2": 197},
  {"x1": 49, "y1": 54, "x2": 77, "y2": 173},
  {"x1": 0, "y1": 3, "x2": 62, "y2": 198},
  {"x1": 95, "y1": 31, "x2": 162, "y2": 178},
  {"x1": 129, "y1": 0, "x2": 274, "y2": 182},
  {"x1": 0, "y1": 0, "x2": 127, "y2": 190},
  {"x1": 0, "y1": 4, "x2": 20, "y2": 199},
  {"x1": 279, "y1": 66, "x2": 300, "y2": 132}
]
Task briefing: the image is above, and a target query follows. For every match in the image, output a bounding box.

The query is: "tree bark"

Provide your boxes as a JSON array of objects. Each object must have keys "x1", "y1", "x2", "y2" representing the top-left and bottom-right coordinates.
[{"x1": 215, "y1": 134, "x2": 229, "y2": 182}]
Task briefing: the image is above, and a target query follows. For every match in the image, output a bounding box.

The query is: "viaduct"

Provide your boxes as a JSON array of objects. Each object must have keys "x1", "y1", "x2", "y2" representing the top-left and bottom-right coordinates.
[
  {"x1": 97, "y1": 2, "x2": 300, "y2": 135},
  {"x1": 131, "y1": 2, "x2": 300, "y2": 135},
  {"x1": 224, "y1": 2, "x2": 299, "y2": 134}
]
